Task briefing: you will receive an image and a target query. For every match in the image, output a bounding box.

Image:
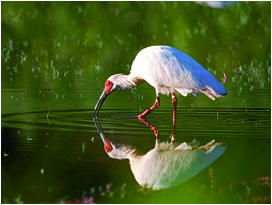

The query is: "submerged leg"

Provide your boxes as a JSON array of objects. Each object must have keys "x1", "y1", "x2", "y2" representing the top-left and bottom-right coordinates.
[
  {"x1": 171, "y1": 93, "x2": 177, "y2": 143},
  {"x1": 137, "y1": 94, "x2": 160, "y2": 118}
]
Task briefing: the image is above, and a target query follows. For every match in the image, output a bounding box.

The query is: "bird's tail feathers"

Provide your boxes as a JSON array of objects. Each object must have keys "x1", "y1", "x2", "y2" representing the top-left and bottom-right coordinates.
[
  {"x1": 198, "y1": 139, "x2": 226, "y2": 152},
  {"x1": 199, "y1": 86, "x2": 223, "y2": 100},
  {"x1": 174, "y1": 139, "x2": 200, "y2": 150},
  {"x1": 174, "y1": 139, "x2": 226, "y2": 153},
  {"x1": 174, "y1": 87, "x2": 223, "y2": 100}
]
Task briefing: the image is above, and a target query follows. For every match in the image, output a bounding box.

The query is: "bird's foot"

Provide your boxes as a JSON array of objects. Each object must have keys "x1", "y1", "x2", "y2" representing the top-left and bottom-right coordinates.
[
  {"x1": 136, "y1": 108, "x2": 151, "y2": 119},
  {"x1": 136, "y1": 114, "x2": 146, "y2": 119},
  {"x1": 137, "y1": 116, "x2": 149, "y2": 125}
]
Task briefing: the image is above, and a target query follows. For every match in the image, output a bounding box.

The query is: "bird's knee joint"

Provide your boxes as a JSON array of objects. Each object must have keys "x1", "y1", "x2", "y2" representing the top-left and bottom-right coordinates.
[{"x1": 172, "y1": 98, "x2": 177, "y2": 104}]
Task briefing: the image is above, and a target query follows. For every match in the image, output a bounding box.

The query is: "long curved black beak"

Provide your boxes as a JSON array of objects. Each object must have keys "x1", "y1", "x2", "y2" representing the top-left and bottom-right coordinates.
[
  {"x1": 93, "y1": 115, "x2": 115, "y2": 154},
  {"x1": 93, "y1": 90, "x2": 107, "y2": 117},
  {"x1": 92, "y1": 116, "x2": 106, "y2": 142}
]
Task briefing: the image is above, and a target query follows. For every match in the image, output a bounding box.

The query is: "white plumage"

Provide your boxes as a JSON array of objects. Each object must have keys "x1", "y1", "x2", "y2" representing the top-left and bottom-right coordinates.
[
  {"x1": 94, "y1": 117, "x2": 226, "y2": 190},
  {"x1": 130, "y1": 46, "x2": 226, "y2": 98},
  {"x1": 131, "y1": 140, "x2": 226, "y2": 190},
  {"x1": 93, "y1": 46, "x2": 227, "y2": 117}
]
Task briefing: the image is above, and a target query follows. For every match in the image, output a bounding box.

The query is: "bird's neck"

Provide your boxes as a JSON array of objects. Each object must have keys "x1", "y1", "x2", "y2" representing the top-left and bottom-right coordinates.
[
  {"x1": 127, "y1": 149, "x2": 144, "y2": 164},
  {"x1": 127, "y1": 73, "x2": 144, "y2": 87},
  {"x1": 113, "y1": 73, "x2": 144, "y2": 90}
]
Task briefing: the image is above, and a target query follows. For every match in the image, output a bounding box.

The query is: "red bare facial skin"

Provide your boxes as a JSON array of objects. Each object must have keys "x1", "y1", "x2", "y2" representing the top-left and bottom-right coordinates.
[
  {"x1": 105, "y1": 80, "x2": 114, "y2": 95},
  {"x1": 104, "y1": 138, "x2": 113, "y2": 153}
]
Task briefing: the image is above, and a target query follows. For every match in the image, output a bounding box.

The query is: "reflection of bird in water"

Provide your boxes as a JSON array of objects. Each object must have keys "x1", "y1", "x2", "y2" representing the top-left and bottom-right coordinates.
[
  {"x1": 93, "y1": 46, "x2": 227, "y2": 118},
  {"x1": 93, "y1": 117, "x2": 226, "y2": 190}
]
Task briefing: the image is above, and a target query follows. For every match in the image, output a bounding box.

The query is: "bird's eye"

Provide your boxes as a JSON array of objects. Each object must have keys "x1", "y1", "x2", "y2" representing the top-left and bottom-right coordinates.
[
  {"x1": 105, "y1": 80, "x2": 111, "y2": 86},
  {"x1": 105, "y1": 80, "x2": 114, "y2": 94}
]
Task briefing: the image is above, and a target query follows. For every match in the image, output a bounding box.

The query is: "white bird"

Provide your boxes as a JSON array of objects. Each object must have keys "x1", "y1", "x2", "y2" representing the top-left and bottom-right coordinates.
[
  {"x1": 93, "y1": 117, "x2": 226, "y2": 190},
  {"x1": 93, "y1": 46, "x2": 227, "y2": 118}
]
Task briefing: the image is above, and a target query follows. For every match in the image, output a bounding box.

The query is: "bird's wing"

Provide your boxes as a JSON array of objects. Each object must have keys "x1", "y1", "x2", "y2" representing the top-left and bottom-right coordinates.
[
  {"x1": 132, "y1": 142, "x2": 226, "y2": 190},
  {"x1": 131, "y1": 46, "x2": 227, "y2": 98}
]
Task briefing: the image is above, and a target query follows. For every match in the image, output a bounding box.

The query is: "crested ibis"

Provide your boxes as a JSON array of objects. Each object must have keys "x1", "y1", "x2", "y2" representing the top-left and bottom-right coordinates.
[
  {"x1": 93, "y1": 117, "x2": 226, "y2": 190},
  {"x1": 93, "y1": 46, "x2": 227, "y2": 118}
]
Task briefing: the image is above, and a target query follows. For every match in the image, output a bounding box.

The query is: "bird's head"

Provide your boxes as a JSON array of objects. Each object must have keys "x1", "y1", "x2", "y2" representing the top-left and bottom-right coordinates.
[
  {"x1": 104, "y1": 74, "x2": 126, "y2": 94},
  {"x1": 93, "y1": 74, "x2": 136, "y2": 116},
  {"x1": 93, "y1": 116, "x2": 142, "y2": 160},
  {"x1": 102, "y1": 137, "x2": 137, "y2": 160}
]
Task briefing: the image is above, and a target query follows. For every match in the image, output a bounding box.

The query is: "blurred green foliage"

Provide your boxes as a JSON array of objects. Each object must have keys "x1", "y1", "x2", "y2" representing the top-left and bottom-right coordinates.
[
  {"x1": 1, "y1": 1, "x2": 270, "y2": 113},
  {"x1": 2, "y1": 1, "x2": 270, "y2": 78}
]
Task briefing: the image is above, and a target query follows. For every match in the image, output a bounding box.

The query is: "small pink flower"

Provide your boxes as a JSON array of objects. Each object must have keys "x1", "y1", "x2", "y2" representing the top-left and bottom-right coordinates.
[{"x1": 105, "y1": 183, "x2": 111, "y2": 193}]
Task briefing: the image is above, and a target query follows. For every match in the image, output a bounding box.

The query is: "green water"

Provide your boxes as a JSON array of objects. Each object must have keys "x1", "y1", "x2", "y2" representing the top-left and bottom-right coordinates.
[{"x1": 1, "y1": 1, "x2": 271, "y2": 204}]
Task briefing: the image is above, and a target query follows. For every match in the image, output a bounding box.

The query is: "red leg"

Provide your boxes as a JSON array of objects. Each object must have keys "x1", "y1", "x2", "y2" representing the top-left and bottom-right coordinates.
[
  {"x1": 137, "y1": 117, "x2": 160, "y2": 145},
  {"x1": 137, "y1": 96, "x2": 160, "y2": 118},
  {"x1": 171, "y1": 93, "x2": 177, "y2": 143}
]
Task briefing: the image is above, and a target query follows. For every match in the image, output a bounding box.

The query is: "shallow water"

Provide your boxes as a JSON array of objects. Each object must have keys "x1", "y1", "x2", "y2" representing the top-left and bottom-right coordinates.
[
  {"x1": 2, "y1": 107, "x2": 271, "y2": 203},
  {"x1": 1, "y1": 1, "x2": 271, "y2": 204}
]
